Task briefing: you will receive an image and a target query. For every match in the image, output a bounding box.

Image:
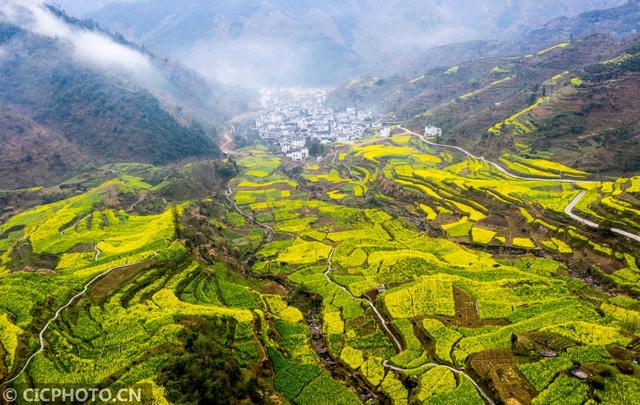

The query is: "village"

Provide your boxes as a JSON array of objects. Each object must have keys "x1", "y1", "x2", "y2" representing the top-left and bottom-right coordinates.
[{"x1": 255, "y1": 88, "x2": 376, "y2": 160}]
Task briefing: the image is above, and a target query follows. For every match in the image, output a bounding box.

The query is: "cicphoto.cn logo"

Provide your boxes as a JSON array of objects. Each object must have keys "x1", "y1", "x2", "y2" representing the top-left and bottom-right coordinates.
[{"x1": 2, "y1": 386, "x2": 148, "y2": 404}]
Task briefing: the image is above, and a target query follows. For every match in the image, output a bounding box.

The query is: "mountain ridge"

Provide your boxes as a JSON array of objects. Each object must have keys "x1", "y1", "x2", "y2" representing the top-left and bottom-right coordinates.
[
  {"x1": 0, "y1": 3, "x2": 251, "y2": 189},
  {"x1": 73, "y1": 0, "x2": 626, "y2": 86}
]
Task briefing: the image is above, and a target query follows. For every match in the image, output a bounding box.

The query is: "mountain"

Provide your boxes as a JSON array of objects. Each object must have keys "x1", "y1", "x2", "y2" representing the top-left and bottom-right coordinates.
[
  {"x1": 71, "y1": 0, "x2": 625, "y2": 87},
  {"x1": 525, "y1": 0, "x2": 640, "y2": 48},
  {"x1": 328, "y1": 2, "x2": 640, "y2": 174},
  {"x1": 394, "y1": 35, "x2": 640, "y2": 175},
  {"x1": 81, "y1": 0, "x2": 366, "y2": 87},
  {"x1": 0, "y1": 104, "x2": 89, "y2": 189},
  {"x1": 481, "y1": 40, "x2": 640, "y2": 174},
  {"x1": 389, "y1": 0, "x2": 640, "y2": 81},
  {"x1": 333, "y1": 1, "x2": 640, "y2": 108},
  {"x1": 0, "y1": 2, "x2": 251, "y2": 189},
  {"x1": 335, "y1": 40, "x2": 640, "y2": 173}
]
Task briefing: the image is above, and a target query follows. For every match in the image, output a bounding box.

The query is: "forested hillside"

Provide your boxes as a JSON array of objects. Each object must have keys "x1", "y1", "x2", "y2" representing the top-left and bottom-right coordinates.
[{"x1": 0, "y1": 4, "x2": 253, "y2": 188}]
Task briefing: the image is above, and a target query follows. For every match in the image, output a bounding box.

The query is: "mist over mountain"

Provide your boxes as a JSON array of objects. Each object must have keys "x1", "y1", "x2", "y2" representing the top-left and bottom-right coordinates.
[
  {"x1": 0, "y1": 1, "x2": 251, "y2": 188},
  {"x1": 54, "y1": 0, "x2": 625, "y2": 87},
  {"x1": 4, "y1": 2, "x2": 640, "y2": 405}
]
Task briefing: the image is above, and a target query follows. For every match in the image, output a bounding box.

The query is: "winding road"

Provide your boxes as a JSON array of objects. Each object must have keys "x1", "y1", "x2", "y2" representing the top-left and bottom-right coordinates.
[
  {"x1": 220, "y1": 130, "x2": 238, "y2": 156},
  {"x1": 564, "y1": 191, "x2": 600, "y2": 229},
  {"x1": 59, "y1": 214, "x2": 91, "y2": 236},
  {"x1": 399, "y1": 127, "x2": 640, "y2": 243},
  {"x1": 382, "y1": 360, "x2": 496, "y2": 405},
  {"x1": 225, "y1": 164, "x2": 497, "y2": 402},
  {"x1": 324, "y1": 249, "x2": 403, "y2": 352},
  {"x1": 1, "y1": 254, "x2": 156, "y2": 386},
  {"x1": 221, "y1": 127, "x2": 638, "y2": 403},
  {"x1": 93, "y1": 245, "x2": 102, "y2": 261},
  {"x1": 322, "y1": 248, "x2": 495, "y2": 403},
  {"x1": 225, "y1": 185, "x2": 279, "y2": 243}
]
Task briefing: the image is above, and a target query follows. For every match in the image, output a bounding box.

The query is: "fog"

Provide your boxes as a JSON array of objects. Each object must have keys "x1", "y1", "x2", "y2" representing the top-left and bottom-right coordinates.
[
  {"x1": 185, "y1": 37, "x2": 307, "y2": 89},
  {"x1": 0, "y1": 0, "x2": 158, "y2": 84},
  {"x1": 64, "y1": 0, "x2": 626, "y2": 88},
  {"x1": 6, "y1": 0, "x2": 630, "y2": 89}
]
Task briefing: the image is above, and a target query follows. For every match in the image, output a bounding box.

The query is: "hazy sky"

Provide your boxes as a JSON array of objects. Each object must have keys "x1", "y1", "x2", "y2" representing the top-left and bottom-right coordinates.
[
  {"x1": 52, "y1": 0, "x2": 126, "y2": 16},
  {"x1": 26, "y1": 0, "x2": 630, "y2": 88}
]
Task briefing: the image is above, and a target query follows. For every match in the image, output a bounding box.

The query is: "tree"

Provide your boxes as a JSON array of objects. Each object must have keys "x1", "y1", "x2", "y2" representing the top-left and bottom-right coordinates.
[
  {"x1": 307, "y1": 138, "x2": 326, "y2": 157},
  {"x1": 158, "y1": 317, "x2": 263, "y2": 404}
]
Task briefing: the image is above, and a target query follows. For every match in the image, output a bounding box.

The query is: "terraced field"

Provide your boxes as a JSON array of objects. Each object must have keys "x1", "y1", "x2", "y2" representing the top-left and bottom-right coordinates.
[
  {"x1": 223, "y1": 132, "x2": 640, "y2": 403},
  {"x1": 1, "y1": 132, "x2": 639, "y2": 404}
]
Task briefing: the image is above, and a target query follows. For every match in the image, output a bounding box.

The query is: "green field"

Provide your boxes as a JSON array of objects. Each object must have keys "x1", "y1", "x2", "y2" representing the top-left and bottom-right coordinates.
[{"x1": 1, "y1": 134, "x2": 639, "y2": 404}]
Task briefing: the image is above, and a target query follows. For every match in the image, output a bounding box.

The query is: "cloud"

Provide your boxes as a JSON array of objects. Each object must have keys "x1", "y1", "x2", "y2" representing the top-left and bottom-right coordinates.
[
  {"x1": 72, "y1": 30, "x2": 154, "y2": 74},
  {"x1": 0, "y1": 0, "x2": 156, "y2": 79}
]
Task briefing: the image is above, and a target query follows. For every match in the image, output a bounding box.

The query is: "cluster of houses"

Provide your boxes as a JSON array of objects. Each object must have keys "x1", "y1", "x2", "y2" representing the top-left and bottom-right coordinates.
[{"x1": 255, "y1": 89, "x2": 375, "y2": 161}]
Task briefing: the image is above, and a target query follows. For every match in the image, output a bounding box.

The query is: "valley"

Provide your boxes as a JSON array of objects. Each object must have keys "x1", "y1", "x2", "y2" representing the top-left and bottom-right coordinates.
[
  {"x1": 1, "y1": 121, "x2": 639, "y2": 403},
  {"x1": 1, "y1": 1, "x2": 640, "y2": 404}
]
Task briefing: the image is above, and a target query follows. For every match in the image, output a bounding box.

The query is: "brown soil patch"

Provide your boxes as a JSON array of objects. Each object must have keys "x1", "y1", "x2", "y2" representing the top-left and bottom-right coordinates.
[
  {"x1": 449, "y1": 287, "x2": 509, "y2": 328},
  {"x1": 479, "y1": 215, "x2": 509, "y2": 228},
  {"x1": 513, "y1": 332, "x2": 576, "y2": 357},
  {"x1": 470, "y1": 349, "x2": 536, "y2": 404},
  {"x1": 259, "y1": 282, "x2": 288, "y2": 296},
  {"x1": 89, "y1": 259, "x2": 154, "y2": 302},
  {"x1": 66, "y1": 242, "x2": 96, "y2": 253},
  {"x1": 471, "y1": 349, "x2": 515, "y2": 376},
  {"x1": 434, "y1": 288, "x2": 508, "y2": 328},
  {"x1": 584, "y1": 250, "x2": 625, "y2": 275}
]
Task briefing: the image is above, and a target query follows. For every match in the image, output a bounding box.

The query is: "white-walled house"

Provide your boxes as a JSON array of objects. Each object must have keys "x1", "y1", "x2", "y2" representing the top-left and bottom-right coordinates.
[{"x1": 424, "y1": 126, "x2": 443, "y2": 139}]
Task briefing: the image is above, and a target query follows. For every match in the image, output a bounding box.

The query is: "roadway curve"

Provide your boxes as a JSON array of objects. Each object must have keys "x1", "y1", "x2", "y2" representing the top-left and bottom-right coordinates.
[
  {"x1": 226, "y1": 168, "x2": 496, "y2": 402},
  {"x1": 565, "y1": 192, "x2": 640, "y2": 243},
  {"x1": 324, "y1": 249, "x2": 403, "y2": 352},
  {"x1": 324, "y1": 249, "x2": 495, "y2": 404},
  {"x1": 399, "y1": 127, "x2": 640, "y2": 243},
  {"x1": 225, "y1": 185, "x2": 280, "y2": 243},
  {"x1": 220, "y1": 130, "x2": 239, "y2": 156},
  {"x1": 1, "y1": 254, "x2": 156, "y2": 386},
  {"x1": 383, "y1": 360, "x2": 495, "y2": 405}
]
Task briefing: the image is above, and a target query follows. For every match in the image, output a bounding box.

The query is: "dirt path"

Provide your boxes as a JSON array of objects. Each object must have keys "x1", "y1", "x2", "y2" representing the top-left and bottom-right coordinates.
[
  {"x1": 382, "y1": 360, "x2": 496, "y2": 405},
  {"x1": 324, "y1": 249, "x2": 403, "y2": 352},
  {"x1": 225, "y1": 185, "x2": 278, "y2": 243},
  {"x1": 1, "y1": 253, "x2": 157, "y2": 386},
  {"x1": 400, "y1": 127, "x2": 640, "y2": 244},
  {"x1": 127, "y1": 196, "x2": 146, "y2": 212},
  {"x1": 59, "y1": 213, "x2": 91, "y2": 236},
  {"x1": 322, "y1": 249, "x2": 495, "y2": 403},
  {"x1": 330, "y1": 150, "x2": 362, "y2": 182},
  {"x1": 220, "y1": 130, "x2": 236, "y2": 155},
  {"x1": 225, "y1": 178, "x2": 496, "y2": 403},
  {"x1": 93, "y1": 245, "x2": 101, "y2": 261}
]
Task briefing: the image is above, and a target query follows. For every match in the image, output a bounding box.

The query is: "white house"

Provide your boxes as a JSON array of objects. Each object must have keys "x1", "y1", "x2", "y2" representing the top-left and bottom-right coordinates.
[
  {"x1": 424, "y1": 126, "x2": 443, "y2": 139},
  {"x1": 286, "y1": 148, "x2": 309, "y2": 161},
  {"x1": 292, "y1": 138, "x2": 305, "y2": 149}
]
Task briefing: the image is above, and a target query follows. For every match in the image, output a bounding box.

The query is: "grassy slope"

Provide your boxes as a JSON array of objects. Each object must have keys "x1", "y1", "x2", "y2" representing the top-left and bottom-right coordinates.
[
  {"x1": 330, "y1": 32, "x2": 640, "y2": 174},
  {"x1": 1, "y1": 135, "x2": 640, "y2": 403},
  {"x1": 0, "y1": 23, "x2": 221, "y2": 189}
]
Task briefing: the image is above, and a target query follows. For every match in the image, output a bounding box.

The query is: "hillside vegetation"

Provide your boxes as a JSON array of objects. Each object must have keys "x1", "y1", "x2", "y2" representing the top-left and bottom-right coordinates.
[
  {"x1": 1, "y1": 132, "x2": 639, "y2": 404},
  {"x1": 0, "y1": 5, "x2": 254, "y2": 189},
  {"x1": 329, "y1": 2, "x2": 640, "y2": 175},
  {"x1": 332, "y1": 34, "x2": 640, "y2": 175},
  {"x1": 1, "y1": 2, "x2": 640, "y2": 404}
]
